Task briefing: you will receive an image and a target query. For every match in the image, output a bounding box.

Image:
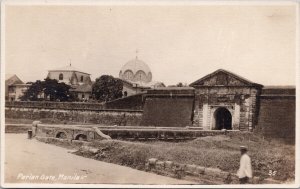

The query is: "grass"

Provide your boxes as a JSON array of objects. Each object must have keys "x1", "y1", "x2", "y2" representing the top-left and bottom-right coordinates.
[
  {"x1": 7, "y1": 118, "x2": 294, "y2": 182},
  {"x1": 75, "y1": 132, "x2": 294, "y2": 182}
]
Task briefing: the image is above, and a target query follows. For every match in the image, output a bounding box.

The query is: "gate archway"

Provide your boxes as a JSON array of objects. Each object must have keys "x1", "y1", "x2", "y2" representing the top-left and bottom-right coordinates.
[{"x1": 214, "y1": 107, "x2": 232, "y2": 130}]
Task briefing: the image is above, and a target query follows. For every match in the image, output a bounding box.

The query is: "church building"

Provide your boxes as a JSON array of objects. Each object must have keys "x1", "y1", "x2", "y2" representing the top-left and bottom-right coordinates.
[
  {"x1": 47, "y1": 65, "x2": 93, "y2": 100},
  {"x1": 119, "y1": 56, "x2": 165, "y2": 96}
]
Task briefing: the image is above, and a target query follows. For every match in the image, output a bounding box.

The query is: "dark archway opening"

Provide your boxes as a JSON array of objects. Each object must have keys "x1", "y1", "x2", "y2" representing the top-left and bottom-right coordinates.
[
  {"x1": 75, "y1": 134, "x2": 87, "y2": 141},
  {"x1": 215, "y1": 107, "x2": 232, "y2": 130},
  {"x1": 56, "y1": 132, "x2": 67, "y2": 139}
]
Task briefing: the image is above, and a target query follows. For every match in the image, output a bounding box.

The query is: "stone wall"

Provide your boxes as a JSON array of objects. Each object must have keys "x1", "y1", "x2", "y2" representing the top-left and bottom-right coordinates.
[
  {"x1": 32, "y1": 123, "x2": 240, "y2": 141},
  {"x1": 35, "y1": 125, "x2": 97, "y2": 141},
  {"x1": 141, "y1": 88, "x2": 195, "y2": 127},
  {"x1": 145, "y1": 158, "x2": 280, "y2": 184},
  {"x1": 256, "y1": 88, "x2": 295, "y2": 143},
  {"x1": 141, "y1": 97, "x2": 194, "y2": 127},
  {"x1": 104, "y1": 93, "x2": 144, "y2": 110},
  {"x1": 5, "y1": 107, "x2": 143, "y2": 126},
  {"x1": 6, "y1": 101, "x2": 106, "y2": 110},
  {"x1": 5, "y1": 96, "x2": 144, "y2": 110}
]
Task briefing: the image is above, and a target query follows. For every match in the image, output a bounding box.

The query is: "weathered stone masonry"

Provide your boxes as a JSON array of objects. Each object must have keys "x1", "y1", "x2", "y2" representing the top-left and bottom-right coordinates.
[
  {"x1": 256, "y1": 87, "x2": 296, "y2": 142},
  {"x1": 5, "y1": 107, "x2": 143, "y2": 126},
  {"x1": 190, "y1": 69, "x2": 262, "y2": 131}
]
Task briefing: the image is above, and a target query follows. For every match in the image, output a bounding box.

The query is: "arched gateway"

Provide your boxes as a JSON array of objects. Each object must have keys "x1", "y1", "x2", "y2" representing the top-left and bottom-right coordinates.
[
  {"x1": 214, "y1": 107, "x2": 232, "y2": 130},
  {"x1": 190, "y1": 69, "x2": 263, "y2": 131}
]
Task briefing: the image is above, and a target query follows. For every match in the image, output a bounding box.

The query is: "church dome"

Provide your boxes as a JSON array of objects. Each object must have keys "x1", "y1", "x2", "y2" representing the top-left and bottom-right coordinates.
[{"x1": 119, "y1": 57, "x2": 152, "y2": 83}]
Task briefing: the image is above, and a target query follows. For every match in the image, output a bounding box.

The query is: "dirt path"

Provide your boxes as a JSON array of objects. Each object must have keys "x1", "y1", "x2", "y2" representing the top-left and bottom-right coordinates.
[{"x1": 4, "y1": 134, "x2": 196, "y2": 185}]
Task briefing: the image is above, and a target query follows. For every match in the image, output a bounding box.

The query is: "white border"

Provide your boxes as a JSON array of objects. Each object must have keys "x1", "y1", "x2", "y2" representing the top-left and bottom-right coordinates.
[{"x1": 1, "y1": 0, "x2": 299, "y2": 188}]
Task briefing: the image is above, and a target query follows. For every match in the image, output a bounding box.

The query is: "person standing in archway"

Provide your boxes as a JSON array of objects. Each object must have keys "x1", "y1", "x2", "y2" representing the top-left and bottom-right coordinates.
[{"x1": 237, "y1": 146, "x2": 252, "y2": 184}]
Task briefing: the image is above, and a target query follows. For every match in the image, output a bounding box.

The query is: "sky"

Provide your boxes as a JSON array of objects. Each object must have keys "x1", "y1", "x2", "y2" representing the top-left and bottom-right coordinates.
[{"x1": 4, "y1": 3, "x2": 297, "y2": 86}]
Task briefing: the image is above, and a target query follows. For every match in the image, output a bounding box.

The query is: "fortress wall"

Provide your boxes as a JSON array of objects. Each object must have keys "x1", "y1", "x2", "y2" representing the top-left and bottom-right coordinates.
[
  {"x1": 256, "y1": 87, "x2": 295, "y2": 143},
  {"x1": 5, "y1": 107, "x2": 143, "y2": 126},
  {"x1": 141, "y1": 88, "x2": 195, "y2": 127}
]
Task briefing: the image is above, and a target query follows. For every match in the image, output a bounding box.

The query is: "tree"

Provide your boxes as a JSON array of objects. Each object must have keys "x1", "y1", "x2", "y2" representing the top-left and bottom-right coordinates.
[
  {"x1": 176, "y1": 82, "x2": 188, "y2": 87},
  {"x1": 92, "y1": 75, "x2": 123, "y2": 102},
  {"x1": 176, "y1": 82, "x2": 184, "y2": 87},
  {"x1": 43, "y1": 78, "x2": 76, "y2": 101},
  {"x1": 20, "y1": 78, "x2": 76, "y2": 101},
  {"x1": 20, "y1": 80, "x2": 44, "y2": 101}
]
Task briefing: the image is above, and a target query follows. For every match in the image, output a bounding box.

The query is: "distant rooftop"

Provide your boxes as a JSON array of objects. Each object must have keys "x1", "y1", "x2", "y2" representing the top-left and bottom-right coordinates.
[
  {"x1": 5, "y1": 74, "x2": 24, "y2": 84},
  {"x1": 49, "y1": 64, "x2": 90, "y2": 75},
  {"x1": 5, "y1": 74, "x2": 15, "y2": 80},
  {"x1": 150, "y1": 87, "x2": 195, "y2": 91},
  {"x1": 119, "y1": 78, "x2": 164, "y2": 89}
]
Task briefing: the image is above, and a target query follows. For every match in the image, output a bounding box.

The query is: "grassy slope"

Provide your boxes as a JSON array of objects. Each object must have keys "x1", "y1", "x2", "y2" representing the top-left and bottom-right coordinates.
[
  {"x1": 78, "y1": 132, "x2": 294, "y2": 181},
  {"x1": 6, "y1": 118, "x2": 294, "y2": 181}
]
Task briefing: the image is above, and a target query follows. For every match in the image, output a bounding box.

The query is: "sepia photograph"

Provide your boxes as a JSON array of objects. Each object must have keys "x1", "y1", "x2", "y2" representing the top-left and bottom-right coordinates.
[{"x1": 1, "y1": 0, "x2": 299, "y2": 188}]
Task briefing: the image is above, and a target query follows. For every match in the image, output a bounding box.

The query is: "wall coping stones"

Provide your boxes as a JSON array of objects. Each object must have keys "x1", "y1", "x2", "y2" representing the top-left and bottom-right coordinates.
[{"x1": 5, "y1": 101, "x2": 143, "y2": 113}]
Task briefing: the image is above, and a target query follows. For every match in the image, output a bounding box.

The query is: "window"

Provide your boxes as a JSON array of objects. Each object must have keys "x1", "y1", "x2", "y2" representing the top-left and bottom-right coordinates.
[
  {"x1": 124, "y1": 70, "x2": 134, "y2": 80},
  {"x1": 82, "y1": 94, "x2": 85, "y2": 98},
  {"x1": 135, "y1": 70, "x2": 147, "y2": 82},
  {"x1": 8, "y1": 86, "x2": 15, "y2": 93},
  {"x1": 59, "y1": 73, "x2": 63, "y2": 80},
  {"x1": 80, "y1": 76, "x2": 84, "y2": 82}
]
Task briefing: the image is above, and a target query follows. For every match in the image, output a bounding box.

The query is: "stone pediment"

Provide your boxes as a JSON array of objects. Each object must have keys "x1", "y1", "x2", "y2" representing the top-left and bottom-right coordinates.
[{"x1": 190, "y1": 69, "x2": 262, "y2": 87}]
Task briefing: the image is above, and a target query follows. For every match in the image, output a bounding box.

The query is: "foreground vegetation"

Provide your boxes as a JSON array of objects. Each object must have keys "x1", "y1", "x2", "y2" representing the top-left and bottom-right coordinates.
[
  {"x1": 74, "y1": 132, "x2": 294, "y2": 182},
  {"x1": 5, "y1": 120, "x2": 294, "y2": 182}
]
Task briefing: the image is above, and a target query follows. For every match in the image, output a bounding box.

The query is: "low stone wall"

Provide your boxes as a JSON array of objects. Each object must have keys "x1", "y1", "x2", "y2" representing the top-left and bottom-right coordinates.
[
  {"x1": 35, "y1": 123, "x2": 240, "y2": 141},
  {"x1": 35, "y1": 136, "x2": 92, "y2": 147},
  {"x1": 5, "y1": 124, "x2": 32, "y2": 133},
  {"x1": 5, "y1": 107, "x2": 143, "y2": 126},
  {"x1": 100, "y1": 128, "x2": 239, "y2": 141},
  {"x1": 17, "y1": 122, "x2": 240, "y2": 142},
  {"x1": 145, "y1": 158, "x2": 281, "y2": 184},
  {"x1": 35, "y1": 124, "x2": 97, "y2": 141}
]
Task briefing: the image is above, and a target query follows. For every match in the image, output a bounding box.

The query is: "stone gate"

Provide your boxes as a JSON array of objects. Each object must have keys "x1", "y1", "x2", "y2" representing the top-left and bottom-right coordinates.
[{"x1": 190, "y1": 69, "x2": 263, "y2": 131}]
